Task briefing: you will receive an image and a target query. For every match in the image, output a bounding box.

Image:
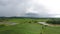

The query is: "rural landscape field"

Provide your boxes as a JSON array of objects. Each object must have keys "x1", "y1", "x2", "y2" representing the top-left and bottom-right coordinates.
[
  {"x1": 0, "y1": 0, "x2": 60, "y2": 34},
  {"x1": 0, "y1": 17, "x2": 60, "y2": 34}
]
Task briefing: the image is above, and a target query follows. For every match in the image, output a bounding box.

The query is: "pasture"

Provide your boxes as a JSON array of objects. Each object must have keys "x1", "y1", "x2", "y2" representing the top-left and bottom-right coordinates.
[{"x1": 0, "y1": 17, "x2": 60, "y2": 34}]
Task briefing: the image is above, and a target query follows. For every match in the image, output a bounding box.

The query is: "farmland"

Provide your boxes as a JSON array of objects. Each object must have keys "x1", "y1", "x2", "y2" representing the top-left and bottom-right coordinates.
[{"x1": 0, "y1": 17, "x2": 60, "y2": 34}]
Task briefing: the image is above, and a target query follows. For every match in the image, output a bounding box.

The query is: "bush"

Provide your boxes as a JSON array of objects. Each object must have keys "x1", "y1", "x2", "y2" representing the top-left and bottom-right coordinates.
[
  {"x1": 0, "y1": 24, "x2": 6, "y2": 28},
  {"x1": 46, "y1": 19, "x2": 60, "y2": 24},
  {"x1": 34, "y1": 21, "x2": 38, "y2": 23},
  {"x1": 29, "y1": 21, "x2": 31, "y2": 23},
  {"x1": 0, "y1": 18, "x2": 9, "y2": 22}
]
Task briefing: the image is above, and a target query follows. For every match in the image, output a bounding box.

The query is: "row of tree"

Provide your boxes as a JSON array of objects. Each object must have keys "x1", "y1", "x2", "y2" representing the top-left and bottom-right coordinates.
[{"x1": 46, "y1": 18, "x2": 60, "y2": 24}]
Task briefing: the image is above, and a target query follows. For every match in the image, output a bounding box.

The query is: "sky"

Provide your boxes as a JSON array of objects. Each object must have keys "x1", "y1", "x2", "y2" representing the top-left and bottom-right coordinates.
[{"x1": 0, "y1": 0, "x2": 60, "y2": 18}]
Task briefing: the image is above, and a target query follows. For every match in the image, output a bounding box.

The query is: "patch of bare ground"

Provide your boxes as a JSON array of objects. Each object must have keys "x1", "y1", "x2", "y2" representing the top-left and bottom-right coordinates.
[
  {"x1": 38, "y1": 22, "x2": 60, "y2": 27},
  {"x1": 0, "y1": 22, "x2": 19, "y2": 26}
]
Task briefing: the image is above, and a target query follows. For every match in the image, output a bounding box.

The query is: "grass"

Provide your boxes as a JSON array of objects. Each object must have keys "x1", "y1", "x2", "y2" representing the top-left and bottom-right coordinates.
[
  {"x1": 0, "y1": 18, "x2": 60, "y2": 34},
  {"x1": 43, "y1": 26, "x2": 60, "y2": 34},
  {"x1": 0, "y1": 23, "x2": 42, "y2": 34}
]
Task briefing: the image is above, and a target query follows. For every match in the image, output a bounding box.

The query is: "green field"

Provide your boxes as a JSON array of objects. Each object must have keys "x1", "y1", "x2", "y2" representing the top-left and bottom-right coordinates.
[{"x1": 0, "y1": 18, "x2": 60, "y2": 34}]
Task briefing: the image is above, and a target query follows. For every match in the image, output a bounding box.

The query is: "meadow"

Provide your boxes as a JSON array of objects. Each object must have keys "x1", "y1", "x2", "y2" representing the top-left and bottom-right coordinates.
[{"x1": 0, "y1": 17, "x2": 60, "y2": 34}]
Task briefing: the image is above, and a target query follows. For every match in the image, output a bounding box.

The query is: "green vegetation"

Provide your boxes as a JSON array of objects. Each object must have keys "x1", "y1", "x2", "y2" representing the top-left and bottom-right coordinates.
[
  {"x1": 0, "y1": 17, "x2": 60, "y2": 34},
  {"x1": 46, "y1": 18, "x2": 60, "y2": 24}
]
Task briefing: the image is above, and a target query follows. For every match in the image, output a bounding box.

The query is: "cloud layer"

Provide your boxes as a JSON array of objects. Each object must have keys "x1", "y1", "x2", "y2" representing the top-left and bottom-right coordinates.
[
  {"x1": 0, "y1": 0, "x2": 60, "y2": 17},
  {"x1": 0, "y1": 0, "x2": 26, "y2": 17}
]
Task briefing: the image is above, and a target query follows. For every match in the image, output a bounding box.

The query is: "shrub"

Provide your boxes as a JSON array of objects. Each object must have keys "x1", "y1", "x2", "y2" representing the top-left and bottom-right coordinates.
[
  {"x1": 34, "y1": 20, "x2": 38, "y2": 23},
  {"x1": 0, "y1": 24, "x2": 6, "y2": 28},
  {"x1": 46, "y1": 19, "x2": 60, "y2": 24},
  {"x1": 29, "y1": 21, "x2": 31, "y2": 23}
]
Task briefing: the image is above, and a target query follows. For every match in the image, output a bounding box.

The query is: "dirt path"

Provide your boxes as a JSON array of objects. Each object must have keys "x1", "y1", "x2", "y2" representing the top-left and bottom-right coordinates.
[
  {"x1": 0, "y1": 22, "x2": 18, "y2": 25},
  {"x1": 38, "y1": 22, "x2": 60, "y2": 27}
]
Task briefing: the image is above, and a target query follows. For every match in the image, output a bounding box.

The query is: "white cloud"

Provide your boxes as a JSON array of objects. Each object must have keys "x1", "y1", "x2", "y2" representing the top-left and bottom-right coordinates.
[{"x1": 26, "y1": 0, "x2": 60, "y2": 17}]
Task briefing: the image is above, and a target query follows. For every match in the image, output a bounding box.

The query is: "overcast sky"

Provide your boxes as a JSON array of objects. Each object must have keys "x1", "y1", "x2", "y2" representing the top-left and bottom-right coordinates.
[{"x1": 0, "y1": 0, "x2": 60, "y2": 18}]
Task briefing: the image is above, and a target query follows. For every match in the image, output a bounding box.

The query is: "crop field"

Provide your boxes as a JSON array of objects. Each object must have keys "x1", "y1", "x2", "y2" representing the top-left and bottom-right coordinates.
[{"x1": 0, "y1": 17, "x2": 60, "y2": 34}]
